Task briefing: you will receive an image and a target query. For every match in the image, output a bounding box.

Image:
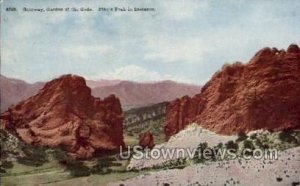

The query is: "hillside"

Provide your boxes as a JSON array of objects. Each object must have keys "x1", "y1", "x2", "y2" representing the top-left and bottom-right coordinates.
[
  {"x1": 123, "y1": 102, "x2": 167, "y2": 145},
  {"x1": 111, "y1": 147, "x2": 300, "y2": 186},
  {"x1": 0, "y1": 75, "x2": 43, "y2": 112}
]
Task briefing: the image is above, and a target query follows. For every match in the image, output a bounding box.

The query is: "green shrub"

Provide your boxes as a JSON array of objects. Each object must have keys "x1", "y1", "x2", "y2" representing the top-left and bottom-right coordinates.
[
  {"x1": 225, "y1": 140, "x2": 238, "y2": 150},
  {"x1": 17, "y1": 146, "x2": 48, "y2": 166},
  {"x1": 236, "y1": 132, "x2": 248, "y2": 142},
  {"x1": 193, "y1": 142, "x2": 209, "y2": 163},
  {"x1": 250, "y1": 133, "x2": 257, "y2": 140},
  {"x1": 254, "y1": 138, "x2": 263, "y2": 147},
  {"x1": 91, "y1": 157, "x2": 121, "y2": 174},
  {"x1": 279, "y1": 130, "x2": 297, "y2": 143},
  {"x1": 243, "y1": 140, "x2": 255, "y2": 155},
  {"x1": 0, "y1": 168, "x2": 6, "y2": 174},
  {"x1": 243, "y1": 140, "x2": 255, "y2": 149},
  {"x1": 52, "y1": 148, "x2": 71, "y2": 164},
  {"x1": 1, "y1": 160, "x2": 14, "y2": 169},
  {"x1": 127, "y1": 131, "x2": 134, "y2": 137},
  {"x1": 217, "y1": 142, "x2": 223, "y2": 148},
  {"x1": 67, "y1": 162, "x2": 91, "y2": 177}
]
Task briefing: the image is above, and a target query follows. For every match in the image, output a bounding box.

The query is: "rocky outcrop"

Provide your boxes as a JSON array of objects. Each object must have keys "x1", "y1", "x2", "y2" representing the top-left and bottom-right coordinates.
[
  {"x1": 139, "y1": 131, "x2": 155, "y2": 149},
  {"x1": 0, "y1": 74, "x2": 124, "y2": 159},
  {"x1": 165, "y1": 44, "x2": 300, "y2": 138}
]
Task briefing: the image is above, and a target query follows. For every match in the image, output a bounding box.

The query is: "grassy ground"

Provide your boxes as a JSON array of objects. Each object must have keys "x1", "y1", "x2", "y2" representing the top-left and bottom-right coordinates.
[
  {"x1": 1, "y1": 159, "x2": 146, "y2": 186},
  {"x1": 1, "y1": 161, "x2": 68, "y2": 186},
  {"x1": 124, "y1": 117, "x2": 166, "y2": 146},
  {"x1": 1, "y1": 144, "x2": 142, "y2": 186},
  {"x1": 42, "y1": 171, "x2": 143, "y2": 186}
]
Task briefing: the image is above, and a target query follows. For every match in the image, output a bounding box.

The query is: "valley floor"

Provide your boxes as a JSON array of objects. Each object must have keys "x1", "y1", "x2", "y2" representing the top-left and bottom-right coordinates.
[
  {"x1": 108, "y1": 147, "x2": 300, "y2": 186},
  {"x1": 1, "y1": 126, "x2": 299, "y2": 186},
  {"x1": 3, "y1": 146, "x2": 298, "y2": 186},
  {"x1": 1, "y1": 164, "x2": 142, "y2": 186}
]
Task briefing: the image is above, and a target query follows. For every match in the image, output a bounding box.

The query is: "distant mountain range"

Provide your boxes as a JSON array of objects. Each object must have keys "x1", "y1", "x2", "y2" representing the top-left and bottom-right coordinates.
[
  {"x1": 91, "y1": 80, "x2": 200, "y2": 109},
  {"x1": 0, "y1": 75, "x2": 44, "y2": 112},
  {"x1": 0, "y1": 75, "x2": 200, "y2": 112}
]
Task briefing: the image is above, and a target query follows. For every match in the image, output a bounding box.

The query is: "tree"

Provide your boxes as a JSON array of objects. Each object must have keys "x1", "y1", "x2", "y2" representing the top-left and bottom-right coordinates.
[
  {"x1": 279, "y1": 130, "x2": 297, "y2": 143},
  {"x1": 243, "y1": 140, "x2": 255, "y2": 156},
  {"x1": 193, "y1": 142, "x2": 208, "y2": 163},
  {"x1": 225, "y1": 140, "x2": 238, "y2": 151},
  {"x1": 217, "y1": 142, "x2": 223, "y2": 148},
  {"x1": 243, "y1": 140, "x2": 255, "y2": 150},
  {"x1": 250, "y1": 133, "x2": 257, "y2": 140}
]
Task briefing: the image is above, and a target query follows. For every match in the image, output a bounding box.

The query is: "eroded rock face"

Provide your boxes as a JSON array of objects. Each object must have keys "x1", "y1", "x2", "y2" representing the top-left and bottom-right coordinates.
[
  {"x1": 165, "y1": 44, "x2": 300, "y2": 138},
  {"x1": 139, "y1": 131, "x2": 154, "y2": 149},
  {"x1": 0, "y1": 74, "x2": 124, "y2": 159}
]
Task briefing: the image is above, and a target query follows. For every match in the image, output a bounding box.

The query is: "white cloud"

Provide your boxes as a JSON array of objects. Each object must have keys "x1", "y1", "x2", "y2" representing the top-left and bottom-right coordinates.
[
  {"x1": 61, "y1": 45, "x2": 113, "y2": 59},
  {"x1": 11, "y1": 19, "x2": 43, "y2": 39},
  {"x1": 92, "y1": 65, "x2": 192, "y2": 83},
  {"x1": 4, "y1": 11, "x2": 68, "y2": 41},
  {"x1": 1, "y1": 47, "x2": 16, "y2": 64},
  {"x1": 144, "y1": 35, "x2": 211, "y2": 63}
]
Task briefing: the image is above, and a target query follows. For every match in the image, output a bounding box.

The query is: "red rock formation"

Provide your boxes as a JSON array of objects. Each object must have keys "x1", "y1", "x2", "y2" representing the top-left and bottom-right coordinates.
[
  {"x1": 165, "y1": 44, "x2": 300, "y2": 138},
  {"x1": 1, "y1": 75, "x2": 200, "y2": 111},
  {"x1": 139, "y1": 131, "x2": 154, "y2": 149},
  {"x1": 0, "y1": 74, "x2": 124, "y2": 159}
]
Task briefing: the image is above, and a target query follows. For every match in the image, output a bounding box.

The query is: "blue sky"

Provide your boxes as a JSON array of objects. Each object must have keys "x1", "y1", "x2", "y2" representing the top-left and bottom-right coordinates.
[{"x1": 1, "y1": 0, "x2": 300, "y2": 84}]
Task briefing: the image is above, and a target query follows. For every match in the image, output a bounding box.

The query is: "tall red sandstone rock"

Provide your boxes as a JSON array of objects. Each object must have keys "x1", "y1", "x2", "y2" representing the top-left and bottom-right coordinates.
[
  {"x1": 139, "y1": 131, "x2": 155, "y2": 149},
  {"x1": 0, "y1": 74, "x2": 124, "y2": 158},
  {"x1": 165, "y1": 44, "x2": 300, "y2": 138}
]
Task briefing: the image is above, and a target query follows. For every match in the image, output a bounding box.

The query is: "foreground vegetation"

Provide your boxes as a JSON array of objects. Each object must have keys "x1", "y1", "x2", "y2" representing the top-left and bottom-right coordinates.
[
  {"x1": 137, "y1": 129, "x2": 300, "y2": 171},
  {"x1": 1, "y1": 127, "x2": 300, "y2": 185}
]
